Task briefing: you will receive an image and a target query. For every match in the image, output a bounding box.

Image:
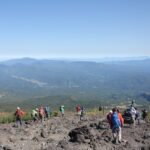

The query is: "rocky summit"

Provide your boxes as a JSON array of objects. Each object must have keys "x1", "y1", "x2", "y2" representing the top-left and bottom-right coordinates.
[{"x1": 0, "y1": 114, "x2": 150, "y2": 150}]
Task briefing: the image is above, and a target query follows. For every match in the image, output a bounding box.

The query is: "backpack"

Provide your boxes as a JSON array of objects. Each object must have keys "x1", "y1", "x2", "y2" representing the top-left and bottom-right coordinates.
[
  {"x1": 60, "y1": 106, "x2": 64, "y2": 112},
  {"x1": 39, "y1": 107, "x2": 44, "y2": 116},
  {"x1": 99, "y1": 106, "x2": 102, "y2": 111},
  {"x1": 60, "y1": 106, "x2": 62, "y2": 111},
  {"x1": 15, "y1": 110, "x2": 25, "y2": 118},
  {"x1": 112, "y1": 112, "x2": 121, "y2": 129}
]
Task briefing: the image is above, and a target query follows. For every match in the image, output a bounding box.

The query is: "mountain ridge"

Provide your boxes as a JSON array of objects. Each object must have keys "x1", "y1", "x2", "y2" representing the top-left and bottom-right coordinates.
[{"x1": 0, "y1": 58, "x2": 150, "y2": 107}]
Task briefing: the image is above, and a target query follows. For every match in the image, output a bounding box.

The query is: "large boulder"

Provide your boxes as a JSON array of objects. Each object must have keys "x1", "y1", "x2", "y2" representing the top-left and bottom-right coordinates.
[
  {"x1": 3, "y1": 145, "x2": 12, "y2": 150},
  {"x1": 68, "y1": 125, "x2": 94, "y2": 143},
  {"x1": 97, "y1": 121, "x2": 108, "y2": 130},
  {"x1": 143, "y1": 132, "x2": 150, "y2": 139}
]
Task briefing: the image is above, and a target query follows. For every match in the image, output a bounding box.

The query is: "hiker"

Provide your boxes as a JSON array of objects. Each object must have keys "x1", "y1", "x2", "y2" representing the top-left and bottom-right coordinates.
[
  {"x1": 14, "y1": 107, "x2": 25, "y2": 127},
  {"x1": 131, "y1": 100, "x2": 135, "y2": 107},
  {"x1": 76, "y1": 105, "x2": 81, "y2": 115},
  {"x1": 142, "y1": 109, "x2": 148, "y2": 121},
  {"x1": 130, "y1": 106, "x2": 136, "y2": 126},
  {"x1": 135, "y1": 108, "x2": 141, "y2": 125},
  {"x1": 80, "y1": 106, "x2": 85, "y2": 121},
  {"x1": 117, "y1": 108, "x2": 124, "y2": 142},
  {"x1": 60, "y1": 105, "x2": 65, "y2": 117},
  {"x1": 117, "y1": 109, "x2": 124, "y2": 127},
  {"x1": 31, "y1": 108, "x2": 38, "y2": 122},
  {"x1": 99, "y1": 106, "x2": 102, "y2": 111},
  {"x1": 45, "y1": 106, "x2": 50, "y2": 119},
  {"x1": 107, "y1": 110, "x2": 113, "y2": 128},
  {"x1": 39, "y1": 106, "x2": 45, "y2": 123},
  {"x1": 111, "y1": 108, "x2": 122, "y2": 144}
]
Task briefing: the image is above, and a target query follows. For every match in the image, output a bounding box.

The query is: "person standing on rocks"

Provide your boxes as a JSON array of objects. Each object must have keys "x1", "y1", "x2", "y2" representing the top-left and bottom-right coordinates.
[
  {"x1": 107, "y1": 110, "x2": 113, "y2": 128},
  {"x1": 117, "y1": 109, "x2": 124, "y2": 126},
  {"x1": 142, "y1": 109, "x2": 147, "y2": 119},
  {"x1": 31, "y1": 108, "x2": 38, "y2": 122},
  {"x1": 45, "y1": 106, "x2": 50, "y2": 119},
  {"x1": 14, "y1": 107, "x2": 25, "y2": 127},
  {"x1": 76, "y1": 105, "x2": 81, "y2": 116},
  {"x1": 39, "y1": 106, "x2": 45, "y2": 123},
  {"x1": 117, "y1": 109, "x2": 124, "y2": 141},
  {"x1": 111, "y1": 108, "x2": 122, "y2": 144},
  {"x1": 60, "y1": 105, "x2": 65, "y2": 118},
  {"x1": 135, "y1": 108, "x2": 141, "y2": 125},
  {"x1": 130, "y1": 106, "x2": 136, "y2": 126},
  {"x1": 80, "y1": 106, "x2": 85, "y2": 121}
]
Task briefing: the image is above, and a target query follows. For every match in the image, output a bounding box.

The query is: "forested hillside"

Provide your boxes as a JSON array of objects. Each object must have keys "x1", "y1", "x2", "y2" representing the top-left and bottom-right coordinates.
[{"x1": 0, "y1": 58, "x2": 150, "y2": 109}]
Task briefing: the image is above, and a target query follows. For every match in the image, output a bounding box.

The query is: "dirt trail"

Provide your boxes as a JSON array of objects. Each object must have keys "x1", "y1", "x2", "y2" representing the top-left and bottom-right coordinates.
[{"x1": 0, "y1": 115, "x2": 150, "y2": 150}]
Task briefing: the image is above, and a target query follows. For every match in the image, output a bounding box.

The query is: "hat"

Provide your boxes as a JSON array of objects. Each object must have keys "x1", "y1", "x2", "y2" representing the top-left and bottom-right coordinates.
[
  {"x1": 109, "y1": 110, "x2": 113, "y2": 113},
  {"x1": 17, "y1": 107, "x2": 20, "y2": 110}
]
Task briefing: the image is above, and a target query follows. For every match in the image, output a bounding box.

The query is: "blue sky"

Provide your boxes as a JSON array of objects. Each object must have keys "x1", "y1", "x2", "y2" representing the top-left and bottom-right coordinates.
[{"x1": 0, "y1": 0, "x2": 150, "y2": 59}]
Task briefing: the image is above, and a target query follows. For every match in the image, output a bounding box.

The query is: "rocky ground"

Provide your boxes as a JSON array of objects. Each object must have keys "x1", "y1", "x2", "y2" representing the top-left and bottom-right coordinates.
[{"x1": 0, "y1": 114, "x2": 150, "y2": 150}]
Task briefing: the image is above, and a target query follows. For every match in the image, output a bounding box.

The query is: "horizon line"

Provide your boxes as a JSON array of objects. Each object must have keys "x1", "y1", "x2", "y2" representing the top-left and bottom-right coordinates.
[{"x1": 0, "y1": 56, "x2": 150, "y2": 62}]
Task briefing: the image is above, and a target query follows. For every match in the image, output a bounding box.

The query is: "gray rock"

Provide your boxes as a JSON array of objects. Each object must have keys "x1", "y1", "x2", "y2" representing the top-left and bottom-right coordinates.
[
  {"x1": 0, "y1": 145, "x2": 3, "y2": 150},
  {"x1": 3, "y1": 145, "x2": 12, "y2": 150},
  {"x1": 8, "y1": 138, "x2": 16, "y2": 143},
  {"x1": 141, "y1": 147, "x2": 145, "y2": 150},
  {"x1": 32, "y1": 136, "x2": 39, "y2": 142},
  {"x1": 97, "y1": 121, "x2": 108, "y2": 130},
  {"x1": 40, "y1": 129, "x2": 47, "y2": 138},
  {"x1": 135, "y1": 138, "x2": 141, "y2": 142},
  {"x1": 57, "y1": 140, "x2": 70, "y2": 149},
  {"x1": 89, "y1": 123, "x2": 97, "y2": 128},
  {"x1": 68, "y1": 125, "x2": 94, "y2": 143},
  {"x1": 143, "y1": 132, "x2": 150, "y2": 139}
]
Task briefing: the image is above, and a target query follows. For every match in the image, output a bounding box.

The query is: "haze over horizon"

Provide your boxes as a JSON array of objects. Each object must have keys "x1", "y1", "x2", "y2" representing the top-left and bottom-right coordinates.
[
  {"x1": 0, "y1": 0, "x2": 150, "y2": 58},
  {"x1": 0, "y1": 56, "x2": 150, "y2": 62}
]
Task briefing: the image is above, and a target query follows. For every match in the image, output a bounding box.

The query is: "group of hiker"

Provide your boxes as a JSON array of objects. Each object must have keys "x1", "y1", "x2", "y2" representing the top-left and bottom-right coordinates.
[
  {"x1": 30, "y1": 106, "x2": 53, "y2": 123},
  {"x1": 76, "y1": 105, "x2": 85, "y2": 120},
  {"x1": 14, "y1": 106, "x2": 53, "y2": 127},
  {"x1": 106, "y1": 105, "x2": 148, "y2": 144},
  {"x1": 14, "y1": 103, "x2": 148, "y2": 145},
  {"x1": 14, "y1": 104, "x2": 87, "y2": 127},
  {"x1": 107, "y1": 107, "x2": 124, "y2": 144}
]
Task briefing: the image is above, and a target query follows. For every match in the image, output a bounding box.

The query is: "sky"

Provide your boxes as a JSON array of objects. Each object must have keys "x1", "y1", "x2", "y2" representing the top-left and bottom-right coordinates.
[{"x1": 0, "y1": 0, "x2": 150, "y2": 59}]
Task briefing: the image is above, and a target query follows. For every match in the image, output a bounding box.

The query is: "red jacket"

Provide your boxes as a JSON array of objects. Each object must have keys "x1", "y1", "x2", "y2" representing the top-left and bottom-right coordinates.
[
  {"x1": 76, "y1": 105, "x2": 81, "y2": 112},
  {"x1": 15, "y1": 110, "x2": 25, "y2": 118}
]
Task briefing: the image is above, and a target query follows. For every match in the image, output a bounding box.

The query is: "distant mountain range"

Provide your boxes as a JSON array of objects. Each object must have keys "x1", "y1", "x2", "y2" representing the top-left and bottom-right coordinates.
[{"x1": 0, "y1": 57, "x2": 150, "y2": 108}]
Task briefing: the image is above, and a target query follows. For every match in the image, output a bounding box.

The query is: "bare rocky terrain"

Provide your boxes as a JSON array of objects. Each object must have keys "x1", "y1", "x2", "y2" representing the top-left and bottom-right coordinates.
[{"x1": 0, "y1": 114, "x2": 150, "y2": 150}]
